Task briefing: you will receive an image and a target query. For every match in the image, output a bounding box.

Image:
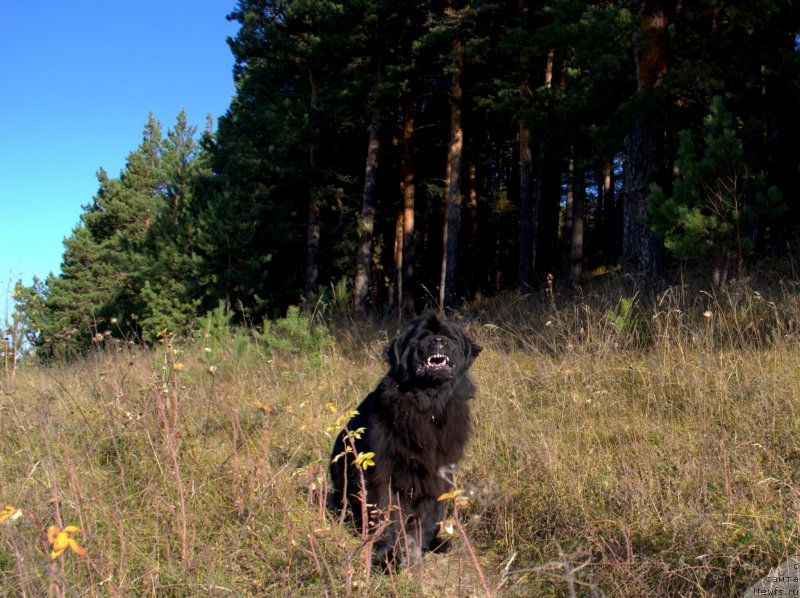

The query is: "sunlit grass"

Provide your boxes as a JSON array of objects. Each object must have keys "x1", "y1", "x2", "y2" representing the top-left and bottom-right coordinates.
[{"x1": 2, "y1": 277, "x2": 800, "y2": 595}]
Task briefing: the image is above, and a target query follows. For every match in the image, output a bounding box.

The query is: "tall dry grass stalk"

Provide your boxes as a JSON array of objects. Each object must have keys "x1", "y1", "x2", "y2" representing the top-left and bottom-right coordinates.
[{"x1": 3, "y1": 277, "x2": 800, "y2": 595}]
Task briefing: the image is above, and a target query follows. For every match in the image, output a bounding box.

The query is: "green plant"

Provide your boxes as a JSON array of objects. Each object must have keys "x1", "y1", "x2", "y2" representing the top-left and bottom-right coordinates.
[
  {"x1": 647, "y1": 97, "x2": 786, "y2": 285},
  {"x1": 259, "y1": 305, "x2": 332, "y2": 365},
  {"x1": 607, "y1": 295, "x2": 637, "y2": 334},
  {"x1": 318, "y1": 277, "x2": 353, "y2": 321}
]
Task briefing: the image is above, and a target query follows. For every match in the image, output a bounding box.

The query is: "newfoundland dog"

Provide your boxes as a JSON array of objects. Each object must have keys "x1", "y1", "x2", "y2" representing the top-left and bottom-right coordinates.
[{"x1": 328, "y1": 311, "x2": 481, "y2": 568}]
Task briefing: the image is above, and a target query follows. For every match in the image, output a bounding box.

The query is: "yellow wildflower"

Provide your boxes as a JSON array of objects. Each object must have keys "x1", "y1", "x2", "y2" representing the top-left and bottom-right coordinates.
[
  {"x1": 437, "y1": 490, "x2": 462, "y2": 502},
  {"x1": 437, "y1": 489, "x2": 469, "y2": 508},
  {"x1": 0, "y1": 504, "x2": 22, "y2": 524},
  {"x1": 47, "y1": 525, "x2": 86, "y2": 559}
]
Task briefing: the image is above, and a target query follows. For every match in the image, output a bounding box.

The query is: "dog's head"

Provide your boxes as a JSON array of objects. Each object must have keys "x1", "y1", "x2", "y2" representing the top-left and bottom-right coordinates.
[{"x1": 384, "y1": 311, "x2": 482, "y2": 387}]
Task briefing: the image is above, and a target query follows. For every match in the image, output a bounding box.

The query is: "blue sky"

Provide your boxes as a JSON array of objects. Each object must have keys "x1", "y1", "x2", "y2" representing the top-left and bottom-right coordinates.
[{"x1": 0, "y1": 1, "x2": 239, "y2": 312}]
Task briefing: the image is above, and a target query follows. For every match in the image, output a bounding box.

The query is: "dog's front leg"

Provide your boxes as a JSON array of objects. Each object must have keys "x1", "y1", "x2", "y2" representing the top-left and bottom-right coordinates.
[
  {"x1": 417, "y1": 496, "x2": 449, "y2": 553},
  {"x1": 370, "y1": 482, "x2": 404, "y2": 570}
]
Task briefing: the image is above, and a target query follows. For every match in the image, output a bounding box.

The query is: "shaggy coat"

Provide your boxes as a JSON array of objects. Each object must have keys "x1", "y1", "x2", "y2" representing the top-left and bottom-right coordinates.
[{"x1": 329, "y1": 311, "x2": 481, "y2": 567}]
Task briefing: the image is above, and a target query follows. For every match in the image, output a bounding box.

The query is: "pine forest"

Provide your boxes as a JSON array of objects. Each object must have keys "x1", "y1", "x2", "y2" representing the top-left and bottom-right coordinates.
[{"x1": 4, "y1": 0, "x2": 797, "y2": 356}]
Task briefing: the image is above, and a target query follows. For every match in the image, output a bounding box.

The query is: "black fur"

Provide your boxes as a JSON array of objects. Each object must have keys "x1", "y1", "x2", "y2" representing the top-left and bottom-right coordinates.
[{"x1": 328, "y1": 311, "x2": 481, "y2": 568}]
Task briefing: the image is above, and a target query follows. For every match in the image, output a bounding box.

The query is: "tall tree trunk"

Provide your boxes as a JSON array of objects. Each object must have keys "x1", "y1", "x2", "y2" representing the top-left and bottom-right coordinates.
[
  {"x1": 570, "y1": 155, "x2": 585, "y2": 282},
  {"x1": 401, "y1": 103, "x2": 416, "y2": 314},
  {"x1": 440, "y1": 39, "x2": 464, "y2": 309},
  {"x1": 468, "y1": 159, "x2": 480, "y2": 300},
  {"x1": 531, "y1": 48, "x2": 554, "y2": 281},
  {"x1": 393, "y1": 211, "x2": 404, "y2": 309},
  {"x1": 602, "y1": 159, "x2": 617, "y2": 265},
  {"x1": 517, "y1": 0, "x2": 533, "y2": 292},
  {"x1": 305, "y1": 192, "x2": 320, "y2": 306},
  {"x1": 623, "y1": 0, "x2": 668, "y2": 283},
  {"x1": 353, "y1": 109, "x2": 381, "y2": 315},
  {"x1": 562, "y1": 151, "x2": 575, "y2": 272},
  {"x1": 304, "y1": 67, "x2": 320, "y2": 308},
  {"x1": 519, "y1": 122, "x2": 534, "y2": 292}
]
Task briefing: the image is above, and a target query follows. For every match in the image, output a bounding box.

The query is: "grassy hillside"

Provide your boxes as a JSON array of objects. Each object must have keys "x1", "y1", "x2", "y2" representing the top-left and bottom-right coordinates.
[{"x1": 3, "y1": 280, "x2": 800, "y2": 596}]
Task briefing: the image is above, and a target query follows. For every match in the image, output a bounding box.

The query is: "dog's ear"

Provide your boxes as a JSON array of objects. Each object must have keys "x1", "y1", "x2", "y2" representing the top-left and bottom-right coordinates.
[
  {"x1": 383, "y1": 321, "x2": 418, "y2": 380},
  {"x1": 464, "y1": 340, "x2": 482, "y2": 368},
  {"x1": 444, "y1": 319, "x2": 481, "y2": 369},
  {"x1": 383, "y1": 337, "x2": 401, "y2": 369},
  {"x1": 471, "y1": 341, "x2": 483, "y2": 359}
]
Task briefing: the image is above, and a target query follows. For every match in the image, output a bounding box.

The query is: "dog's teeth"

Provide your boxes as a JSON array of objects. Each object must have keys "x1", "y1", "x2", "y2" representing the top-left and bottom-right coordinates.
[{"x1": 427, "y1": 354, "x2": 450, "y2": 367}]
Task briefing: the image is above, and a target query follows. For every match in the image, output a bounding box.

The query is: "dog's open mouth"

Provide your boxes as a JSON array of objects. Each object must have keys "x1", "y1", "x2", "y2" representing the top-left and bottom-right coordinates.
[{"x1": 425, "y1": 353, "x2": 451, "y2": 371}]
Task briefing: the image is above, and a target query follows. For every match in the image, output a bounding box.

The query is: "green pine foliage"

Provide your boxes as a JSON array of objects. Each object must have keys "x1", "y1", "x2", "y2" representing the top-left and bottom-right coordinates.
[
  {"x1": 647, "y1": 97, "x2": 786, "y2": 282},
  {"x1": 30, "y1": 113, "x2": 209, "y2": 357},
  {"x1": 138, "y1": 112, "x2": 209, "y2": 341},
  {"x1": 191, "y1": 301, "x2": 331, "y2": 370}
]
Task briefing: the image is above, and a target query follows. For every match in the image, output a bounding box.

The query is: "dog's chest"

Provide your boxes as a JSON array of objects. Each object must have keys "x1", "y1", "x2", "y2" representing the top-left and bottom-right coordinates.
[{"x1": 393, "y1": 403, "x2": 467, "y2": 459}]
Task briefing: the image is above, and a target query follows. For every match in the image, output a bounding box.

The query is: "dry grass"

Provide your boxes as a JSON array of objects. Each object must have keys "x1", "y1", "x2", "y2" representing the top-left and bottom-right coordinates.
[{"x1": 3, "y1": 277, "x2": 800, "y2": 596}]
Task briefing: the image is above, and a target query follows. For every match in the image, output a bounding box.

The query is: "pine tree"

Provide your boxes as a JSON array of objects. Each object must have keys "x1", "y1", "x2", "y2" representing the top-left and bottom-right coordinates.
[
  {"x1": 138, "y1": 111, "x2": 208, "y2": 340},
  {"x1": 38, "y1": 112, "x2": 165, "y2": 355},
  {"x1": 647, "y1": 97, "x2": 785, "y2": 285},
  {"x1": 33, "y1": 113, "x2": 206, "y2": 356}
]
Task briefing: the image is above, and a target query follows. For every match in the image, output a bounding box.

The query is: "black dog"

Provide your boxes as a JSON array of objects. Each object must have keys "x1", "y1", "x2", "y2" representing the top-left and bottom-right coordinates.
[{"x1": 329, "y1": 311, "x2": 481, "y2": 568}]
